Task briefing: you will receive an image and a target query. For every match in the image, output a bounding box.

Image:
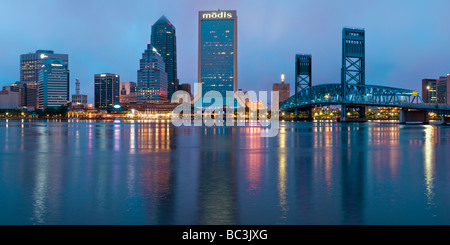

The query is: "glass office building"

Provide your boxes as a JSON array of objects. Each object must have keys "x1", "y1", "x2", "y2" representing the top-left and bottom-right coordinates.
[
  {"x1": 20, "y1": 49, "x2": 68, "y2": 109},
  {"x1": 94, "y1": 73, "x2": 120, "y2": 109},
  {"x1": 137, "y1": 43, "x2": 168, "y2": 103},
  {"x1": 198, "y1": 10, "x2": 237, "y2": 105},
  {"x1": 38, "y1": 59, "x2": 70, "y2": 108},
  {"x1": 151, "y1": 15, "x2": 178, "y2": 100}
]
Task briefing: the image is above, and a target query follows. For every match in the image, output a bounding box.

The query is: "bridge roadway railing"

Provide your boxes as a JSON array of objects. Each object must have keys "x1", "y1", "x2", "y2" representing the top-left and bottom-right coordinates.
[{"x1": 280, "y1": 83, "x2": 450, "y2": 115}]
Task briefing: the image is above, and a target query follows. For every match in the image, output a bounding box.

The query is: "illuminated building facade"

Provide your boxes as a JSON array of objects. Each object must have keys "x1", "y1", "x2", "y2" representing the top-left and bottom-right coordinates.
[
  {"x1": 151, "y1": 15, "x2": 178, "y2": 99},
  {"x1": 38, "y1": 59, "x2": 70, "y2": 108},
  {"x1": 20, "y1": 50, "x2": 68, "y2": 109},
  {"x1": 94, "y1": 73, "x2": 120, "y2": 109},
  {"x1": 198, "y1": 10, "x2": 237, "y2": 103},
  {"x1": 273, "y1": 74, "x2": 290, "y2": 105},
  {"x1": 422, "y1": 78, "x2": 437, "y2": 103},
  {"x1": 422, "y1": 74, "x2": 450, "y2": 104},
  {"x1": 137, "y1": 43, "x2": 168, "y2": 103}
]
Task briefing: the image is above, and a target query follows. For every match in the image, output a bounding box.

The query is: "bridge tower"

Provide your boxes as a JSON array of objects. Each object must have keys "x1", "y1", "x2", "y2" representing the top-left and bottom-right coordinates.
[
  {"x1": 295, "y1": 54, "x2": 312, "y2": 94},
  {"x1": 341, "y1": 27, "x2": 366, "y2": 121},
  {"x1": 295, "y1": 54, "x2": 312, "y2": 119}
]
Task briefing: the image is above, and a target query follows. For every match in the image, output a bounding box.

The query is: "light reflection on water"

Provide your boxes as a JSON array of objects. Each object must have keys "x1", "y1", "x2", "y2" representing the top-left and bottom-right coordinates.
[{"x1": 0, "y1": 119, "x2": 449, "y2": 225}]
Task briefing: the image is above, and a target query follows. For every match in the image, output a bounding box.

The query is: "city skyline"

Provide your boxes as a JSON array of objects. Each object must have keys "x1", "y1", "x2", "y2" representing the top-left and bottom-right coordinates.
[{"x1": 1, "y1": 0, "x2": 450, "y2": 104}]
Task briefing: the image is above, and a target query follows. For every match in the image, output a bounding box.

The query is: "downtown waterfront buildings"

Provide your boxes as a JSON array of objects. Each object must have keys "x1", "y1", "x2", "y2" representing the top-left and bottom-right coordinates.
[
  {"x1": 422, "y1": 74, "x2": 450, "y2": 104},
  {"x1": 198, "y1": 10, "x2": 238, "y2": 103},
  {"x1": 20, "y1": 50, "x2": 69, "y2": 109}
]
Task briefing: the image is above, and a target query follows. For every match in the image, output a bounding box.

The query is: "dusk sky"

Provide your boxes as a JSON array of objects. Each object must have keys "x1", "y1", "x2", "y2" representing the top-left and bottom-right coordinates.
[{"x1": 1, "y1": 0, "x2": 449, "y2": 104}]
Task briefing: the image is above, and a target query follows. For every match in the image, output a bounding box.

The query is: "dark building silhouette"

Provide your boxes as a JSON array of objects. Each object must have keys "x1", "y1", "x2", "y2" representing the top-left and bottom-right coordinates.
[
  {"x1": 422, "y1": 79, "x2": 437, "y2": 103},
  {"x1": 94, "y1": 73, "x2": 120, "y2": 109}
]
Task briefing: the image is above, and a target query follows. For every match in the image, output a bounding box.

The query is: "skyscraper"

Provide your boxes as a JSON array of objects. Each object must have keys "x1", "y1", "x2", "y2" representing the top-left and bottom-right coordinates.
[
  {"x1": 38, "y1": 59, "x2": 70, "y2": 108},
  {"x1": 94, "y1": 73, "x2": 120, "y2": 109},
  {"x1": 151, "y1": 15, "x2": 178, "y2": 99},
  {"x1": 20, "y1": 50, "x2": 68, "y2": 109},
  {"x1": 198, "y1": 10, "x2": 237, "y2": 103},
  {"x1": 137, "y1": 43, "x2": 168, "y2": 103}
]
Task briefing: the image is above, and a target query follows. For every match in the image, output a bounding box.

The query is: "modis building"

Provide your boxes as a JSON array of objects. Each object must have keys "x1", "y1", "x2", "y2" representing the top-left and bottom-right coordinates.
[{"x1": 198, "y1": 10, "x2": 237, "y2": 105}]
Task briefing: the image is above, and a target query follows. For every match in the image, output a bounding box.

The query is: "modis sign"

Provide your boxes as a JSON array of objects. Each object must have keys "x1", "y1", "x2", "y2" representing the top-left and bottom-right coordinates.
[{"x1": 201, "y1": 11, "x2": 233, "y2": 19}]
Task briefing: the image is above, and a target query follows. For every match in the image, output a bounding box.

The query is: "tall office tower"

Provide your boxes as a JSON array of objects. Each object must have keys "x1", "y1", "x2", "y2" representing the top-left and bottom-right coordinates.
[
  {"x1": 273, "y1": 74, "x2": 290, "y2": 104},
  {"x1": 38, "y1": 59, "x2": 70, "y2": 108},
  {"x1": 20, "y1": 50, "x2": 68, "y2": 108},
  {"x1": 94, "y1": 73, "x2": 120, "y2": 109},
  {"x1": 137, "y1": 43, "x2": 168, "y2": 103},
  {"x1": 341, "y1": 27, "x2": 365, "y2": 118},
  {"x1": 72, "y1": 78, "x2": 88, "y2": 106},
  {"x1": 422, "y1": 79, "x2": 437, "y2": 103},
  {"x1": 151, "y1": 15, "x2": 178, "y2": 99},
  {"x1": 198, "y1": 10, "x2": 237, "y2": 105},
  {"x1": 295, "y1": 54, "x2": 312, "y2": 94}
]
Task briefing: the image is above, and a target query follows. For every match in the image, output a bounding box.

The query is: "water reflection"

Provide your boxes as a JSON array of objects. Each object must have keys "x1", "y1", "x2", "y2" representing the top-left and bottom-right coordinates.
[
  {"x1": 339, "y1": 124, "x2": 367, "y2": 225},
  {"x1": 0, "y1": 120, "x2": 449, "y2": 224},
  {"x1": 197, "y1": 127, "x2": 238, "y2": 225},
  {"x1": 423, "y1": 126, "x2": 435, "y2": 210},
  {"x1": 277, "y1": 126, "x2": 288, "y2": 222}
]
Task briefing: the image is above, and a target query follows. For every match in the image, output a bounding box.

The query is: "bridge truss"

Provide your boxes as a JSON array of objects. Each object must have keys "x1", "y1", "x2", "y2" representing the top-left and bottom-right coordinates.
[{"x1": 280, "y1": 83, "x2": 450, "y2": 115}]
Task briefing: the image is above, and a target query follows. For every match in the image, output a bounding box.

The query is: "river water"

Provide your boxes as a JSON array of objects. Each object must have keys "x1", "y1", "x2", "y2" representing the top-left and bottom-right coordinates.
[{"x1": 0, "y1": 119, "x2": 449, "y2": 225}]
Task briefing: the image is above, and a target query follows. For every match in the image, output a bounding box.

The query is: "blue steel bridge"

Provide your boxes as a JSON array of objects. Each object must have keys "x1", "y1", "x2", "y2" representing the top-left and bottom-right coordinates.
[
  {"x1": 280, "y1": 27, "x2": 450, "y2": 123},
  {"x1": 280, "y1": 83, "x2": 450, "y2": 117}
]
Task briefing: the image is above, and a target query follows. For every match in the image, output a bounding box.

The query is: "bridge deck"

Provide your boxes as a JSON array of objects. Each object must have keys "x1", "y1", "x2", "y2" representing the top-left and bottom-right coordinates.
[{"x1": 280, "y1": 83, "x2": 450, "y2": 115}]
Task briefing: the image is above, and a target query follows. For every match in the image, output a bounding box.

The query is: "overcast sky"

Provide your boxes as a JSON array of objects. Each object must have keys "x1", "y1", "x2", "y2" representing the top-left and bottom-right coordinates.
[{"x1": 1, "y1": 0, "x2": 449, "y2": 103}]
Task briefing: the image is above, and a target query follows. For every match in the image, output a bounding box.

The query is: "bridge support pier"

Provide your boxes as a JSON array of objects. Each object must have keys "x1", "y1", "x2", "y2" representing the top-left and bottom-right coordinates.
[
  {"x1": 399, "y1": 109, "x2": 429, "y2": 124},
  {"x1": 340, "y1": 105, "x2": 367, "y2": 122},
  {"x1": 441, "y1": 116, "x2": 450, "y2": 125}
]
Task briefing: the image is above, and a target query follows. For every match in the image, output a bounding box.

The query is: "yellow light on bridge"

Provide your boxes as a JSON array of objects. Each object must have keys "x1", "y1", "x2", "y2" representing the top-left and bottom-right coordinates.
[{"x1": 412, "y1": 91, "x2": 418, "y2": 96}]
